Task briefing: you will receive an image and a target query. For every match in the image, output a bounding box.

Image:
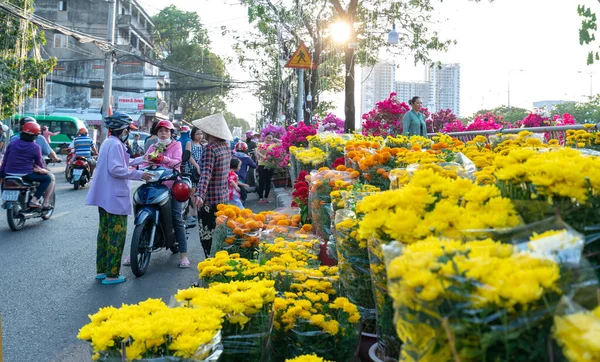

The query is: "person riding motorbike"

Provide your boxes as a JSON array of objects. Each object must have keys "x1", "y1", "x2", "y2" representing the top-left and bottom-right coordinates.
[
  {"x1": 123, "y1": 120, "x2": 190, "y2": 268},
  {"x1": 0, "y1": 122, "x2": 53, "y2": 209},
  {"x1": 69, "y1": 128, "x2": 97, "y2": 174}
]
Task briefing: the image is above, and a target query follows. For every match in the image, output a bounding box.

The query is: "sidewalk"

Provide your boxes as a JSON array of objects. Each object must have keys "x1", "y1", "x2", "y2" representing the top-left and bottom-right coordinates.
[{"x1": 244, "y1": 186, "x2": 292, "y2": 213}]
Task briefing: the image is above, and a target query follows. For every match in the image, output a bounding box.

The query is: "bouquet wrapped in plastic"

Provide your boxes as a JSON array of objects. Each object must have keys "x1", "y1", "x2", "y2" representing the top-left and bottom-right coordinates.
[
  {"x1": 552, "y1": 297, "x2": 600, "y2": 362},
  {"x1": 197, "y1": 251, "x2": 271, "y2": 285},
  {"x1": 334, "y1": 209, "x2": 376, "y2": 332},
  {"x1": 290, "y1": 146, "x2": 329, "y2": 177},
  {"x1": 270, "y1": 292, "x2": 361, "y2": 362},
  {"x1": 308, "y1": 169, "x2": 355, "y2": 241},
  {"x1": 77, "y1": 299, "x2": 224, "y2": 362},
  {"x1": 175, "y1": 280, "x2": 276, "y2": 362},
  {"x1": 382, "y1": 230, "x2": 597, "y2": 362}
]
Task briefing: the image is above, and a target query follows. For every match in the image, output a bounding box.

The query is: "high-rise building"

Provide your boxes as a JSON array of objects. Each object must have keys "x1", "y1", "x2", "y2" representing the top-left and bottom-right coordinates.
[
  {"x1": 427, "y1": 63, "x2": 461, "y2": 114},
  {"x1": 395, "y1": 81, "x2": 430, "y2": 107},
  {"x1": 360, "y1": 61, "x2": 396, "y2": 116}
]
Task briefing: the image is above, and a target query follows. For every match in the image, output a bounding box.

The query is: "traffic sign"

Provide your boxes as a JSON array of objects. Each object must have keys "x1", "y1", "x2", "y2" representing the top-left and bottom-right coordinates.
[{"x1": 285, "y1": 42, "x2": 317, "y2": 69}]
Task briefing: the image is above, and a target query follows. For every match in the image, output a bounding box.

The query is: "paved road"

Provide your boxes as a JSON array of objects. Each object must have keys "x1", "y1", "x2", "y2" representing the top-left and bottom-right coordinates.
[{"x1": 0, "y1": 160, "x2": 277, "y2": 362}]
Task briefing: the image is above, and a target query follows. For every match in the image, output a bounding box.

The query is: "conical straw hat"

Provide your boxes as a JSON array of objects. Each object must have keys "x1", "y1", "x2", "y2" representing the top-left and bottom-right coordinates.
[{"x1": 192, "y1": 113, "x2": 232, "y2": 141}]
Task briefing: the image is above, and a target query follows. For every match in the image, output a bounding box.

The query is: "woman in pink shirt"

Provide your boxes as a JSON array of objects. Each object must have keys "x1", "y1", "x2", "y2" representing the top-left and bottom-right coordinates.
[
  {"x1": 41, "y1": 126, "x2": 59, "y2": 144},
  {"x1": 123, "y1": 120, "x2": 190, "y2": 268}
]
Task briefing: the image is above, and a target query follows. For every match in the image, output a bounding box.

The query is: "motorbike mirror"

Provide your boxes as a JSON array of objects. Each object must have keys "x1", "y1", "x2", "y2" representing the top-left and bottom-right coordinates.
[{"x1": 182, "y1": 150, "x2": 191, "y2": 163}]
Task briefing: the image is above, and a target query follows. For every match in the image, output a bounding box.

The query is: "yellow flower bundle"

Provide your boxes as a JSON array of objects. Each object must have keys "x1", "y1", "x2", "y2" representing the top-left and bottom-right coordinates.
[
  {"x1": 290, "y1": 146, "x2": 329, "y2": 167},
  {"x1": 77, "y1": 299, "x2": 224, "y2": 361},
  {"x1": 286, "y1": 354, "x2": 333, "y2": 362},
  {"x1": 553, "y1": 304, "x2": 600, "y2": 362},
  {"x1": 356, "y1": 168, "x2": 522, "y2": 244},
  {"x1": 384, "y1": 134, "x2": 433, "y2": 149}
]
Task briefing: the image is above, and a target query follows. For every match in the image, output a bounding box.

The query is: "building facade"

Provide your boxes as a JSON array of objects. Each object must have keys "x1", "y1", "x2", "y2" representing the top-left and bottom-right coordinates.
[
  {"x1": 360, "y1": 61, "x2": 396, "y2": 117},
  {"x1": 395, "y1": 81, "x2": 430, "y2": 108},
  {"x1": 427, "y1": 63, "x2": 461, "y2": 115},
  {"x1": 26, "y1": 0, "x2": 170, "y2": 134}
]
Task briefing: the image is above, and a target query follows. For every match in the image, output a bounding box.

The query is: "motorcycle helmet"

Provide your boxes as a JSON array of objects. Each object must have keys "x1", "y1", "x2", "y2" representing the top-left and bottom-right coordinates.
[
  {"x1": 79, "y1": 127, "x2": 88, "y2": 135},
  {"x1": 180, "y1": 125, "x2": 190, "y2": 133},
  {"x1": 235, "y1": 141, "x2": 248, "y2": 152},
  {"x1": 246, "y1": 130, "x2": 254, "y2": 139},
  {"x1": 22, "y1": 121, "x2": 41, "y2": 136},
  {"x1": 172, "y1": 179, "x2": 192, "y2": 202},
  {"x1": 104, "y1": 112, "x2": 133, "y2": 130},
  {"x1": 156, "y1": 120, "x2": 174, "y2": 130}
]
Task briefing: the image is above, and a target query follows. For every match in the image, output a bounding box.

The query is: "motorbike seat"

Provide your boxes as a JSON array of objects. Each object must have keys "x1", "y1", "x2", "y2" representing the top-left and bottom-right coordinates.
[{"x1": 5, "y1": 176, "x2": 39, "y2": 187}]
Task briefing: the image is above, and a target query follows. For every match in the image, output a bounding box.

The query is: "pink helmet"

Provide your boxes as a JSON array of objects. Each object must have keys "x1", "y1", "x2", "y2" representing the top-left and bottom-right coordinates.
[{"x1": 235, "y1": 142, "x2": 248, "y2": 152}]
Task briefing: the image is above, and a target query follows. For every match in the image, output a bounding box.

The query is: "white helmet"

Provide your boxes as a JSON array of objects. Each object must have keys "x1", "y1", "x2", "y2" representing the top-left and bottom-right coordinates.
[{"x1": 1, "y1": 125, "x2": 7, "y2": 132}]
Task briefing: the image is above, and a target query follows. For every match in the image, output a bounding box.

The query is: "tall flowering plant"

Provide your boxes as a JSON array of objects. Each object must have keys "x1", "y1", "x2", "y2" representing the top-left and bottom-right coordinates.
[
  {"x1": 282, "y1": 122, "x2": 318, "y2": 149},
  {"x1": 261, "y1": 124, "x2": 286, "y2": 140},
  {"x1": 427, "y1": 108, "x2": 457, "y2": 133},
  {"x1": 441, "y1": 120, "x2": 466, "y2": 133},
  {"x1": 291, "y1": 171, "x2": 310, "y2": 224},
  {"x1": 318, "y1": 113, "x2": 345, "y2": 134},
  {"x1": 362, "y1": 93, "x2": 430, "y2": 137},
  {"x1": 517, "y1": 108, "x2": 552, "y2": 128},
  {"x1": 553, "y1": 113, "x2": 576, "y2": 126},
  {"x1": 262, "y1": 144, "x2": 290, "y2": 169}
]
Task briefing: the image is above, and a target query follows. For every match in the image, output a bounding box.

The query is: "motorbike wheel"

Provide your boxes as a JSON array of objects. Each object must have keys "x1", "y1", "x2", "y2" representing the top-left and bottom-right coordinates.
[
  {"x1": 41, "y1": 192, "x2": 56, "y2": 220},
  {"x1": 6, "y1": 203, "x2": 26, "y2": 231},
  {"x1": 73, "y1": 180, "x2": 80, "y2": 190},
  {"x1": 131, "y1": 219, "x2": 153, "y2": 277}
]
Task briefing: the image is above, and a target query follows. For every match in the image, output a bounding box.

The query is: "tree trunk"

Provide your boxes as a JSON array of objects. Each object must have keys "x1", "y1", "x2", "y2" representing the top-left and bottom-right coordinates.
[
  {"x1": 344, "y1": 46, "x2": 356, "y2": 132},
  {"x1": 304, "y1": 43, "x2": 321, "y2": 124}
]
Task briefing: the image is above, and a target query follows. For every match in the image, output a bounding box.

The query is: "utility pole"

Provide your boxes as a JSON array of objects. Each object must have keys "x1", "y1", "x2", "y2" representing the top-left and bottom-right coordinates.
[
  {"x1": 296, "y1": 69, "x2": 304, "y2": 124},
  {"x1": 101, "y1": 0, "x2": 117, "y2": 142}
]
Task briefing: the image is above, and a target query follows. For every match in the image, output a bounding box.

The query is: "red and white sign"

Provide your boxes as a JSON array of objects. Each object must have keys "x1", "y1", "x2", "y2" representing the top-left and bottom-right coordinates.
[{"x1": 118, "y1": 97, "x2": 144, "y2": 110}]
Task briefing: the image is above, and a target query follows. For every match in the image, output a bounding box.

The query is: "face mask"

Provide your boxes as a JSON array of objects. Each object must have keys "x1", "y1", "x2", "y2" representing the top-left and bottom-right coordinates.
[{"x1": 158, "y1": 138, "x2": 172, "y2": 146}]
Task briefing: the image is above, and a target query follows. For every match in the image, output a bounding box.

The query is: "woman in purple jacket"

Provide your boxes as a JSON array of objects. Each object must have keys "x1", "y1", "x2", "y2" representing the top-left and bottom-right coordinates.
[{"x1": 86, "y1": 113, "x2": 152, "y2": 285}]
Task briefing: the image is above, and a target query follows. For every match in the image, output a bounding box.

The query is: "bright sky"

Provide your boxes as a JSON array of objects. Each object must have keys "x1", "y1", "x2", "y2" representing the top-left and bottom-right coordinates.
[{"x1": 141, "y1": 0, "x2": 600, "y2": 122}]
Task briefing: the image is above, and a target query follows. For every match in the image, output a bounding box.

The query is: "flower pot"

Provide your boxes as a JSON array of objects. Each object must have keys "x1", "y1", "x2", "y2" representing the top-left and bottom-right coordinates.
[{"x1": 272, "y1": 177, "x2": 289, "y2": 188}]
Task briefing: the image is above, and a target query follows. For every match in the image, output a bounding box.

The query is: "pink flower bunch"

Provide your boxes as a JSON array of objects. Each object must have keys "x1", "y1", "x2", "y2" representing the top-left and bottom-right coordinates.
[
  {"x1": 361, "y1": 93, "x2": 410, "y2": 136},
  {"x1": 261, "y1": 124, "x2": 286, "y2": 141},
  {"x1": 427, "y1": 109, "x2": 458, "y2": 133},
  {"x1": 517, "y1": 110, "x2": 552, "y2": 128},
  {"x1": 441, "y1": 120, "x2": 466, "y2": 133},
  {"x1": 319, "y1": 113, "x2": 345, "y2": 134},
  {"x1": 553, "y1": 113, "x2": 576, "y2": 126},
  {"x1": 465, "y1": 117, "x2": 504, "y2": 131},
  {"x1": 264, "y1": 144, "x2": 290, "y2": 168},
  {"x1": 281, "y1": 122, "x2": 318, "y2": 149}
]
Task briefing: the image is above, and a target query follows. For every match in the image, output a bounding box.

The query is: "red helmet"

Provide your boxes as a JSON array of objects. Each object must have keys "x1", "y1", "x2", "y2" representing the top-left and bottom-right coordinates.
[
  {"x1": 22, "y1": 122, "x2": 41, "y2": 136},
  {"x1": 79, "y1": 127, "x2": 88, "y2": 135},
  {"x1": 156, "y1": 120, "x2": 174, "y2": 130},
  {"x1": 180, "y1": 125, "x2": 190, "y2": 133},
  {"x1": 235, "y1": 141, "x2": 248, "y2": 152},
  {"x1": 172, "y1": 180, "x2": 191, "y2": 202}
]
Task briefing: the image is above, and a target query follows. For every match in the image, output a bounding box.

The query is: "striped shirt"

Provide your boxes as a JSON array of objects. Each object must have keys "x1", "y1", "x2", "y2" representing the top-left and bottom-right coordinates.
[{"x1": 73, "y1": 135, "x2": 94, "y2": 157}]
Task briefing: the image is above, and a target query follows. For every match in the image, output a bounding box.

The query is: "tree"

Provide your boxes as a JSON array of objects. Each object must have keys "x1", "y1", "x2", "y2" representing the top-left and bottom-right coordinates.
[
  {"x1": 551, "y1": 97, "x2": 600, "y2": 123},
  {"x1": 223, "y1": 111, "x2": 251, "y2": 133},
  {"x1": 0, "y1": 0, "x2": 56, "y2": 118},
  {"x1": 578, "y1": 4, "x2": 599, "y2": 64},
  {"x1": 153, "y1": 6, "x2": 230, "y2": 120},
  {"x1": 472, "y1": 106, "x2": 530, "y2": 125},
  {"x1": 241, "y1": 0, "x2": 463, "y2": 132}
]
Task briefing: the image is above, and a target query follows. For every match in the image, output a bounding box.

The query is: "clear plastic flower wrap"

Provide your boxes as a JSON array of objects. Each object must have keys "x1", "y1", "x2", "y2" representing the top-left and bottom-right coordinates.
[
  {"x1": 270, "y1": 293, "x2": 361, "y2": 362},
  {"x1": 210, "y1": 219, "x2": 260, "y2": 260},
  {"x1": 257, "y1": 232, "x2": 322, "y2": 269},
  {"x1": 308, "y1": 169, "x2": 355, "y2": 241},
  {"x1": 380, "y1": 232, "x2": 599, "y2": 362},
  {"x1": 334, "y1": 209, "x2": 376, "y2": 333},
  {"x1": 175, "y1": 280, "x2": 276, "y2": 362},
  {"x1": 551, "y1": 296, "x2": 600, "y2": 362}
]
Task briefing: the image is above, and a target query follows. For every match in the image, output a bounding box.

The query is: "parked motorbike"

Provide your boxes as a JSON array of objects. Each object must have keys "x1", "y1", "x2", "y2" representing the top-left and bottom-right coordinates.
[
  {"x1": 130, "y1": 150, "x2": 193, "y2": 277},
  {"x1": 68, "y1": 155, "x2": 94, "y2": 190},
  {"x1": 64, "y1": 148, "x2": 74, "y2": 182},
  {"x1": 1, "y1": 158, "x2": 56, "y2": 231}
]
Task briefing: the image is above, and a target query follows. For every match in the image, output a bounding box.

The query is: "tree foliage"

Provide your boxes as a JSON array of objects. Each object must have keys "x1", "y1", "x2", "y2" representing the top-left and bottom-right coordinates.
[
  {"x1": 153, "y1": 6, "x2": 229, "y2": 121},
  {"x1": 472, "y1": 106, "x2": 530, "y2": 125},
  {"x1": 239, "y1": 0, "x2": 463, "y2": 131},
  {"x1": 223, "y1": 111, "x2": 251, "y2": 133},
  {"x1": 578, "y1": 4, "x2": 599, "y2": 64},
  {"x1": 550, "y1": 96, "x2": 600, "y2": 123},
  {"x1": 0, "y1": 0, "x2": 56, "y2": 118}
]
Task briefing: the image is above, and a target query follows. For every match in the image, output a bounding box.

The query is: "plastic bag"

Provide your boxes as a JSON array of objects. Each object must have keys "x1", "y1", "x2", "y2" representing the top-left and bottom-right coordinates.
[
  {"x1": 219, "y1": 310, "x2": 273, "y2": 362},
  {"x1": 334, "y1": 209, "x2": 376, "y2": 333},
  {"x1": 551, "y1": 297, "x2": 600, "y2": 362},
  {"x1": 308, "y1": 169, "x2": 354, "y2": 241},
  {"x1": 210, "y1": 221, "x2": 260, "y2": 259},
  {"x1": 381, "y1": 233, "x2": 599, "y2": 362}
]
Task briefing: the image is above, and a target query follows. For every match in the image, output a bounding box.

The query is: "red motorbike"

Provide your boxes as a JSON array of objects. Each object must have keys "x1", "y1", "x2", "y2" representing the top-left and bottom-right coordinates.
[{"x1": 68, "y1": 155, "x2": 94, "y2": 190}]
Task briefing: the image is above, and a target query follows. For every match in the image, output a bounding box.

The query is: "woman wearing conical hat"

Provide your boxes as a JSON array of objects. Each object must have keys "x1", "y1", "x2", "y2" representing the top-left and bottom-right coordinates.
[{"x1": 192, "y1": 113, "x2": 233, "y2": 258}]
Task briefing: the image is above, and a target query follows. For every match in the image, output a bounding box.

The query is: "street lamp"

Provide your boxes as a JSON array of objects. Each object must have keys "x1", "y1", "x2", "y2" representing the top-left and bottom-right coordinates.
[
  {"x1": 507, "y1": 69, "x2": 523, "y2": 112},
  {"x1": 387, "y1": 24, "x2": 399, "y2": 45}
]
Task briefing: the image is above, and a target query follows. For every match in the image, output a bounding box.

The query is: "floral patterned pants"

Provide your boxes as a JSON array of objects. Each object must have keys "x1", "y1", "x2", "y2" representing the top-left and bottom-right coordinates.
[{"x1": 96, "y1": 207, "x2": 127, "y2": 277}]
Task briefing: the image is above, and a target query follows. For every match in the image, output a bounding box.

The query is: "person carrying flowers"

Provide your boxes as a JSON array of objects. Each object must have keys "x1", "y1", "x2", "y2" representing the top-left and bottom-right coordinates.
[
  {"x1": 86, "y1": 112, "x2": 153, "y2": 285},
  {"x1": 192, "y1": 113, "x2": 233, "y2": 258},
  {"x1": 255, "y1": 132, "x2": 282, "y2": 204}
]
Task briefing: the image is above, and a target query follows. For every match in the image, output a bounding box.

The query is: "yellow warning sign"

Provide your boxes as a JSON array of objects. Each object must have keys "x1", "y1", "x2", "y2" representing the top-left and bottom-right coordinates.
[{"x1": 285, "y1": 42, "x2": 317, "y2": 69}]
